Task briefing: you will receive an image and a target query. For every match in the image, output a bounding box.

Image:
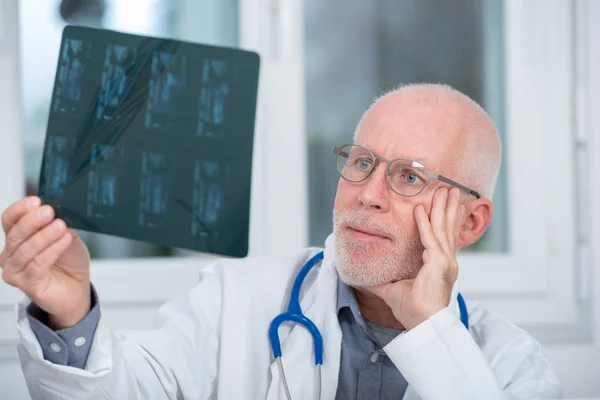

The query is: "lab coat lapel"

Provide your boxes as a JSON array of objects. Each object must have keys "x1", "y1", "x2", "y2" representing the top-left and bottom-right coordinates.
[{"x1": 266, "y1": 237, "x2": 342, "y2": 400}]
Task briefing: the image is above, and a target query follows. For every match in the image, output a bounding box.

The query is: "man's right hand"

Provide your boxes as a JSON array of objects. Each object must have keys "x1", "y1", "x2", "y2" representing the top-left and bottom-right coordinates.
[{"x1": 0, "y1": 196, "x2": 92, "y2": 330}]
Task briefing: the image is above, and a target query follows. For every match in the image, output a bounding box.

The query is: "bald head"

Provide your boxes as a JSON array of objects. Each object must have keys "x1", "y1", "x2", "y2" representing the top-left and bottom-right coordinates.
[{"x1": 354, "y1": 83, "x2": 502, "y2": 198}]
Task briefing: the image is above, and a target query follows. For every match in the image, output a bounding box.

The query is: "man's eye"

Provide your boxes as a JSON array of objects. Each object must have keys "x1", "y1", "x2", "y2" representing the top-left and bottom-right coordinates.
[
  {"x1": 406, "y1": 172, "x2": 417, "y2": 183},
  {"x1": 356, "y1": 158, "x2": 372, "y2": 170},
  {"x1": 396, "y1": 169, "x2": 424, "y2": 185}
]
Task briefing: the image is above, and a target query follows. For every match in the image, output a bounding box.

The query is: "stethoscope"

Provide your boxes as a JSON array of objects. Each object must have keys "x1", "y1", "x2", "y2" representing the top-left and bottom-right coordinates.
[{"x1": 268, "y1": 250, "x2": 469, "y2": 400}]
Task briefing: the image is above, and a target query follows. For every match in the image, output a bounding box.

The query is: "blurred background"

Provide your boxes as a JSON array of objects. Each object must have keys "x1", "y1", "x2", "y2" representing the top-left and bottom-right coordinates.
[
  {"x1": 19, "y1": 0, "x2": 507, "y2": 258},
  {"x1": 1, "y1": 0, "x2": 599, "y2": 399}
]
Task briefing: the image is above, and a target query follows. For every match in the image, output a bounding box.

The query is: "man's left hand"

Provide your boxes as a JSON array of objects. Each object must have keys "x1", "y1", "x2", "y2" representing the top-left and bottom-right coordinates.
[{"x1": 364, "y1": 187, "x2": 466, "y2": 331}]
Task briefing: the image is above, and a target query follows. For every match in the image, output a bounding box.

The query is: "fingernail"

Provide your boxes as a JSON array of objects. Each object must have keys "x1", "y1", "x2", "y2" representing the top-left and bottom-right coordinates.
[
  {"x1": 454, "y1": 188, "x2": 461, "y2": 199},
  {"x1": 460, "y1": 205, "x2": 465, "y2": 216},
  {"x1": 27, "y1": 197, "x2": 41, "y2": 209},
  {"x1": 38, "y1": 206, "x2": 52, "y2": 219},
  {"x1": 51, "y1": 219, "x2": 64, "y2": 234}
]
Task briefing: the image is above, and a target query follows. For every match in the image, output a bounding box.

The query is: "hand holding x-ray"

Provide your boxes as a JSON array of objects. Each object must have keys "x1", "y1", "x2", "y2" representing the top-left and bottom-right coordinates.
[{"x1": 0, "y1": 196, "x2": 92, "y2": 329}]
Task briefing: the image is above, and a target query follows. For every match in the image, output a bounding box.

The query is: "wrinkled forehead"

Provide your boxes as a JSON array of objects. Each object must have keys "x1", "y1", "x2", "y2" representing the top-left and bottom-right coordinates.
[{"x1": 354, "y1": 103, "x2": 465, "y2": 174}]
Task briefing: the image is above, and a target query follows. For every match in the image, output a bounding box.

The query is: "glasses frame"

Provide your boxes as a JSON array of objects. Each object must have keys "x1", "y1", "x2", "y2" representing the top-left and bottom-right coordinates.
[{"x1": 333, "y1": 144, "x2": 481, "y2": 199}]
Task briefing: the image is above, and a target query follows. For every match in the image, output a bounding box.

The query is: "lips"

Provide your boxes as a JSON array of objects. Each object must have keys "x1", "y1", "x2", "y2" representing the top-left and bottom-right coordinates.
[{"x1": 344, "y1": 223, "x2": 390, "y2": 241}]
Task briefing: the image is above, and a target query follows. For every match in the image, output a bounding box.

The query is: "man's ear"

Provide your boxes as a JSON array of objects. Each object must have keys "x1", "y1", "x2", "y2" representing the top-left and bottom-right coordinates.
[{"x1": 457, "y1": 198, "x2": 493, "y2": 247}]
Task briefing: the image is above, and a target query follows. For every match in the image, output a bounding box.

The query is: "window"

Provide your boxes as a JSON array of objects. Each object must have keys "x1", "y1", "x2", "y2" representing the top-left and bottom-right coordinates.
[
  {"x1": 223, "y1": 1, "x2": 586, "y2": 337},
  {"x1": 305, "y1": 0, "x2": 508, "y2": 253},
  {"x1": 285, "y1": 0, "x2": 586, "y2": 339}
]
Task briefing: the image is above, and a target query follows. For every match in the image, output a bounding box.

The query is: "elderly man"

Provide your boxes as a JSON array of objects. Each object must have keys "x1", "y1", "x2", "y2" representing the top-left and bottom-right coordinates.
[{"x1": 1, "y1": 83, "x2": 561, "y2": 399}]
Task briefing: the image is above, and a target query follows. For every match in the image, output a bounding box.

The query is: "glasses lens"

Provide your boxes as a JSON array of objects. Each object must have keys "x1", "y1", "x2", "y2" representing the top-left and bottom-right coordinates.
[
  {"x1": 388, "y1": 159, "x2": 429, "y2": 196},
  {"x1": 336, "y1": 145, "x2": 374, "y2": 182}
]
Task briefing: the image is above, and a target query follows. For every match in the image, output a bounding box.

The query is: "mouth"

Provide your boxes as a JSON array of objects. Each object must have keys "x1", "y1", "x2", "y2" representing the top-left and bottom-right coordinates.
[{"x1": 344, "y1": 223, "x2": 390, "y2": 242}]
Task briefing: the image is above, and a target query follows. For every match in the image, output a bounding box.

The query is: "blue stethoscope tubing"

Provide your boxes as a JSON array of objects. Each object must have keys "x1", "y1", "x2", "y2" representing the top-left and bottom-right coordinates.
[
  {"x1": 268, "y1": 250, "x2": 469, "y2": 399},
  {"x1": 269, "y1": 251, "x2": 325, "y2": 365}
]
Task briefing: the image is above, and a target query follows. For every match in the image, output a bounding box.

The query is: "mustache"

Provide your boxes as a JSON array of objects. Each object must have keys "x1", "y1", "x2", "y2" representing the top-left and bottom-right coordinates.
[{"x1": 333, "y1": 210, "x2": 396, "y2": 238}]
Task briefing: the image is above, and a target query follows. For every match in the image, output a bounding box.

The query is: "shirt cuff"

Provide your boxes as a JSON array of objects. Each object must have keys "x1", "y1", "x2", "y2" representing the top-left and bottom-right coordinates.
[{"x1": 25, "y1": 284, "x2": 101, "y2": 369}]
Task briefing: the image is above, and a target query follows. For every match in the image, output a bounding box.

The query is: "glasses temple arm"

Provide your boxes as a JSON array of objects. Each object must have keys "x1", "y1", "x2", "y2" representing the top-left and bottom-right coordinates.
[{"x1": 435, "y1": 174, "x2": 481, "y2": 199}]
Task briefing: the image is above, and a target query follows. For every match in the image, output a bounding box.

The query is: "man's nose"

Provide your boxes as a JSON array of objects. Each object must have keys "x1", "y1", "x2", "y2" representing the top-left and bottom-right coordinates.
[{"x1": 357, "y1": 164, "x2": 390, "y2": 211}]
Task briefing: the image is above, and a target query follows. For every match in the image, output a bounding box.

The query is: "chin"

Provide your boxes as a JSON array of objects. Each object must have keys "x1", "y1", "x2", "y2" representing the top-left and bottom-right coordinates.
[
  {"x1": 344, "y1": 243, "x2": 382, "y2": 264},
  {"x1": 335, "y1": 236, "x2": 423, "y2": 287}
]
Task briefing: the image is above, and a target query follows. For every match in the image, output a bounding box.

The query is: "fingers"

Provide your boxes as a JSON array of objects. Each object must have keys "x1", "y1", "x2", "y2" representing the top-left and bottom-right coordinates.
[
  {"x1": 1, "y1": 197, "x2": 44, "y2": 267},
  {"x1": 2, "y1": 196, "x2": 41, "y2": 233},
  {"x1": 6, "y1": 219, "x2": 68, "y2": 276},
  {"x1": 4, "y1": 232, "x2": 72, "y2": 289},
  {"x1": 429, "y1": 188, "x2": 450, "y2": 253},
  {"x1": 3, "y1": 205, "x2": 56, "y2": 260},
  {"x1": 445, "y1": 188, "x2": 462, "y2": 248},
  {"x1": 414, "y1": 204, "x2": 438, "y2": 250},
  {"x1": 416, "y1": 187, "x2": 464, "y2": 255},
  {"x1": 19, "y1": 233, "x2": 72, "y2": 286}
]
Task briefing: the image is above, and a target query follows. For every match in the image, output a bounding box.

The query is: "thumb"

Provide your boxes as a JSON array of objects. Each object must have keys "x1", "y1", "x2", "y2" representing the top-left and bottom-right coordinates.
[
  {"x1": 363, "y1": 284, "x2": 389, "y2": 299},
  {"x1": 368, "y1": 280, "x2": 415, "y2": 309},
  {"x1": 67, "y1": 229, "x2": 83, "y2": 243}
]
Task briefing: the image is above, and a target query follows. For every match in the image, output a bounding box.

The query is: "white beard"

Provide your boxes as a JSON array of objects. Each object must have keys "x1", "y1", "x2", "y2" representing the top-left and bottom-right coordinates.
[{"x1": 333, "y1": 209, "x2": 424, "y2": 287}]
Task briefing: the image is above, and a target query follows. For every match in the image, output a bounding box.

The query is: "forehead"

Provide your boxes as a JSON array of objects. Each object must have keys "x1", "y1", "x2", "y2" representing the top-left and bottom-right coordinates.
[{"x1": 354, "y1": 101, "x2": 464, "y2": 173}]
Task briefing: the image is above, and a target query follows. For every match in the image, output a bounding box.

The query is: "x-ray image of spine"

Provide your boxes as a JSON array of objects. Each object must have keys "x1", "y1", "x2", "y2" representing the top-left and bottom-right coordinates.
[
  {"x1": 145, "y1": 52, "x2": 187, "y2": 129},
  {"x1": 86, "y1": 144, "x2": 124, "y2": 218},
  {"x1": 139, "y1": 152, "x2": 175, "y2": 227},
  {"x1": 43, "y1": 136, "x2": 73, "y2": 196},
  {"x1": 197, "y1": 59, "x2": 237, "y2": 137},
  {"x1": 192, "y1": 161, "x2": 232, "y2": 239},
  {"x1": 96, "y1": 45, "x2": 137, "y2": 120},
  {"x1": 53, "y1": 39, "x2": 91, "y2": 113}
]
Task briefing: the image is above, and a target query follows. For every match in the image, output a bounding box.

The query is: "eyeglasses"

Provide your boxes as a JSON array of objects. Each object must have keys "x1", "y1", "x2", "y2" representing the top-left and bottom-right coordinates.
[{"x1": 333, "y1": 144, "x2": 481, "y2": 199}]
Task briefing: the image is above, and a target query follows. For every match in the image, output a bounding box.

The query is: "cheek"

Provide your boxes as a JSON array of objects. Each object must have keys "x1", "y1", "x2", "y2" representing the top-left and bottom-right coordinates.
[
  {"x1": 391, "y1": 204, "x2": 420, "y2": 233},
  {"x1": 333, "y1": 179, "x2": 359, "y2": 209}
]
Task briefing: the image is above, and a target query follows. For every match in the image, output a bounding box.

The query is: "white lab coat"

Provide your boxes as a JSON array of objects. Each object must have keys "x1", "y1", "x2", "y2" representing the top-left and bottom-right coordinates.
[{"x1": 15, "y1": 235, "x2": 562, "y2": 400}]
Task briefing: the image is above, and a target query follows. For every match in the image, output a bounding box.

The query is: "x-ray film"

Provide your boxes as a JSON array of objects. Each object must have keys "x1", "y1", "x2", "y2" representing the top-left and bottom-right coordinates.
[
  {"x1": 38, "y1": 26, "x2": 260, "y2": 257},
  {"x1": 53, "y1": 39, "x2": 92, "y2": 114}
]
